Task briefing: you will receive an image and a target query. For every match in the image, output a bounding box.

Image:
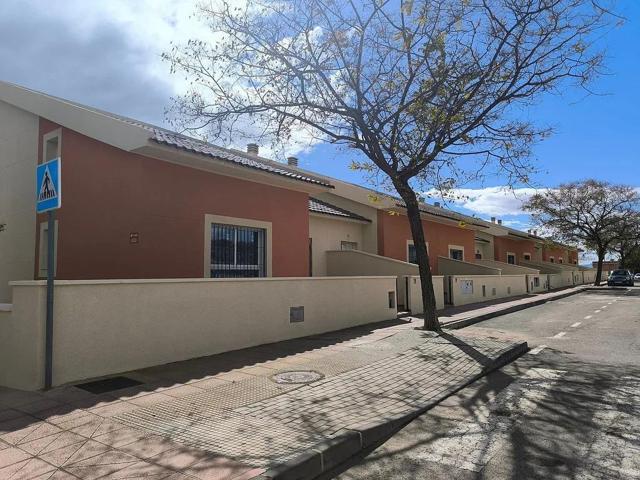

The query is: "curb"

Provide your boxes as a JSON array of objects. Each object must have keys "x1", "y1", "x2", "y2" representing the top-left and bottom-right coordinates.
[
  {"x1": 442, "y1": 286, "x2": 587, "y2": 330},
  {"x1": 255, "y1": 340, "x2": 529, "y2": 480}
]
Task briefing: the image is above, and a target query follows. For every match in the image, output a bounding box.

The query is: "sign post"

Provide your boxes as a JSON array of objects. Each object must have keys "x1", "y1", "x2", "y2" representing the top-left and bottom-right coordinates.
[{"x1": 36, "y1": 158, "x2": 61, "y2": 390}]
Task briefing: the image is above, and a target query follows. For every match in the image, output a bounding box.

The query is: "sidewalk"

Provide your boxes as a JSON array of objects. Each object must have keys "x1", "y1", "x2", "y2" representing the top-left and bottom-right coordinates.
[{"x1": 0, "y1": 317, "x2": 526, "y2": 480}]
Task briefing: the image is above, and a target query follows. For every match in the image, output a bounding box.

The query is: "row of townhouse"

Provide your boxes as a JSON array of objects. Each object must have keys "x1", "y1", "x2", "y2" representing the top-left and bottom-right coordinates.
[
  {"x1": 0, "y1": 81, "x2": 597, "y2": 390},
  {"x1": 0, "y1": 80, "x2": 586, "y2": 307}
]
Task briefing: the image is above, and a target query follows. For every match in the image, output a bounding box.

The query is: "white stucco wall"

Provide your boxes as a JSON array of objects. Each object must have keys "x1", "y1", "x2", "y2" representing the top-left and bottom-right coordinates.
[
  {"x1": 309, "y1": 215, "x2": 366, "y2": 276},
  {"x1": 1, "y1": 276, "x2": 397, "y2": 390},
  {"x1": 448, "y1": 274, "x2": 528, "y2": 306},
  {"x1": 0, "y1": 101, "x2": 39, "y2": 302},
  {"x1": 405, "y1": 275, "x2": 445, "y2": 313}
]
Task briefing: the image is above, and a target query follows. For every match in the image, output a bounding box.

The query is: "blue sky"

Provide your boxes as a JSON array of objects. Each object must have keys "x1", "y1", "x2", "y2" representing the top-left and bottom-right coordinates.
[
  {"x1": 0, "y1": 0, "x2": 638, "y2": 258},
  {"x1": 298, "y1": 1, "x2": 640, "y2": 233}
]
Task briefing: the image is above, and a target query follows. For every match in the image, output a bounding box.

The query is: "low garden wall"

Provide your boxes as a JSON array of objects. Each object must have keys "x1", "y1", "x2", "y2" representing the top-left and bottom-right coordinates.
[
  {"x1": 0, "y1": 276, "x2": 397, "y2": 390},
  {"x1": 404, "y1": 275, "x2": 445, "y2": 313},
  {"x1": 447, "y1": 274, "x2": 528, "y2": 306}
]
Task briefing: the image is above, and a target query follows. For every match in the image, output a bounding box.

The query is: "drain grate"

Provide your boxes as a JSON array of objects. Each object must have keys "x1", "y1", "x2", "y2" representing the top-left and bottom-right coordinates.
[
  {"x1": 271, "y1": 370, "x2": 324, "y2": 384},
  {"x1": 75, "y1": 376, "x2": 143, "y2": 394}
]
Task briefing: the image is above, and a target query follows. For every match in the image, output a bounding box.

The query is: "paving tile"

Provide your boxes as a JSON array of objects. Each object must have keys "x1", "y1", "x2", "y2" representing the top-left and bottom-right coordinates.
[
  {"x1": 40, "y1": 439, "x2": 110, "y2": 467},
  {"x1": 70, "y1": 394, "x2": 119, "y2": 410},
  {"x1": 17, "y1": 398, "x2": 65, "y2": 416},
  {"x1": 0, "y1": 388, "x2": 45, "y2": 409},
  {"x1": 0, "y1": 414, "x2": 39, "y2": 435},
  {"x1": 0, "y1": 446, "x2": 31, "y2": 468},
  {"x1": 0, "y1": 409, "x2": 25, "y2": 423},
  {"x1": 18, "y1": 430, "x2": 86, "y2": 456},
  {"x1": 98, "y1": 460, "x2": 175, "y2": 479},
  {"x1": 0, "y1": 456, "x2": 57, "y2": 479},
  {"x1": 181, "y1": 456, "x2": 255, "y2": 480},
  {"x1": 149, "y1": 446, "x2": 211, "y2": 471},
  {"x1": 69, "y1": 418, "x2": 127, "y2": 439},
  {"x1": 118, "y1": 434, "x2": 176, "y2": 460},
  {"x1": 212, "y1": 372, "x2": 256, "y2": 384},
  {"x1": 88, "y1": 401, "x2": 139, "y2": 418},
  {"x1": 93, "y1": 426, "x2": 150, "y2": 448},
  {"x1": 1, "y1": 421, "x2": 62, "y2": 446},
  {"x1": 64, "y1": 449, "x2": 139, "y2": 480},
  {"x1": 161, "y1": 385, "x2": 204, "y2": 399},
  {"x1": 186, "y1": 378, "x2": 229, "y2": 391},
  {"x1": 129, "y1": 393, "x2": 174, "y2": 408}
]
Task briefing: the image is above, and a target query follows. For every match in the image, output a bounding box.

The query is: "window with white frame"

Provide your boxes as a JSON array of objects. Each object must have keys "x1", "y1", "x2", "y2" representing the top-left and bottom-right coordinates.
[
  {"x1": 211, "y1": 223, "x2": 266, "y2": 278},
  {"x1": 449, "y1": 245, "x2": 464, "y2": 261},
  {"x1": 523, "y1": 253, "x2": 531, "y2": 261},
  {"x1": 549, "y1": 256, "x2": 555, "y2": 263},
  {"x1": 407, "y1": 241, "x2": 428, "y2": 264},
  {"x1": 507, "y1": 252, "x2": 516, "y2": 265},
  {"x1": 558, "y1": 257, "x2": 563, "y2": 264}
]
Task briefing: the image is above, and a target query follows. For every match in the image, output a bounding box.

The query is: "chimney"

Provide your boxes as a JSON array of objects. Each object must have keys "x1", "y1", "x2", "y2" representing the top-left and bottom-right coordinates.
[
  {"x1": 497, "y1": 219, "x2": 503, "y2": 225},
  {"x1": 287, "y1": 156, "x2": 299, "y2": 167},
  {"x1": 491, "y1": 217, "x2": 496, "y2": 223},
  {"x1": 434, "y1": 201, "x2": 440, "y2": 207},
  {"x1": 247, "y1": 143, "x2": 259, "y2": 155}
]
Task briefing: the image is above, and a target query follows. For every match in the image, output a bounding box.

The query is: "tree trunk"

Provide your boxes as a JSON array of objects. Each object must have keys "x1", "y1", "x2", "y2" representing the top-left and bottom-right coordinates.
[
  {"x1": 393, "y1": 181, "x2": 441, "y2": 331},
  {"x1": 594, "y1": 247, "x2": 606, "y2": 286}
]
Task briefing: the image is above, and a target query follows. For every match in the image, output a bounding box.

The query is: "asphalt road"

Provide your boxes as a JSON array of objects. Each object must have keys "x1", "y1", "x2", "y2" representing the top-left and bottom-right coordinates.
[{"x1": 334, "y1": 287, "x2": 640, "y2": 479}]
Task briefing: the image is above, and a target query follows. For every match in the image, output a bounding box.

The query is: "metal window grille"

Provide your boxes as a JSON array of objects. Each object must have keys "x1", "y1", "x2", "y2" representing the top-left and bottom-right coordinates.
[{"x1": 211, "y1": 224, "x2": 266, "y2": 278}]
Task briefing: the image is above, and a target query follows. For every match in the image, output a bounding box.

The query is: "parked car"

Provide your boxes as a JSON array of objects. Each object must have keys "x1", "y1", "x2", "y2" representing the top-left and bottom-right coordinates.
[
  {"x1": 608, "y1": 269, "x2": 634, "y2": 287},
  {"x1": 635, "y1": 273, "x2": 640, "y2": 282}
]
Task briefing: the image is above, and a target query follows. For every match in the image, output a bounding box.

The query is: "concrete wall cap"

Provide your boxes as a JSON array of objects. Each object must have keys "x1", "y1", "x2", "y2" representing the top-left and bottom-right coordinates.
[{"x1": 9, "y1": 276, "x2": 398, "y2": 287}]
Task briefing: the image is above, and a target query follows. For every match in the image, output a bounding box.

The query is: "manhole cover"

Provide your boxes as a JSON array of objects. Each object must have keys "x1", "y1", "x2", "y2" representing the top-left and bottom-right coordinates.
[{"x1": 272, "y1": 370, "x2": 324, "y2": 384}]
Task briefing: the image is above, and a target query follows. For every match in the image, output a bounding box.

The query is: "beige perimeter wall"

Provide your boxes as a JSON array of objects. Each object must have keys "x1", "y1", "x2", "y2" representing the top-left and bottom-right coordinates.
[
  {"x1": 405, "y1": 275, "x2": 445, "y2": 313},
  {"x1": 0, "y1": 276, "x2": 397, "y2": 390},
  {"x1": 548, "y1": 273, "x2": 576, "y2": 289},
  {"x1": 0, "y1": 101, "x2": 39, "y2": 302},
  {"x1": 448, "y1": 274, "x2": 528, "y2": 306},
  {"x1": 326, "y1": 249, "x2": 419, "y2": 308}
]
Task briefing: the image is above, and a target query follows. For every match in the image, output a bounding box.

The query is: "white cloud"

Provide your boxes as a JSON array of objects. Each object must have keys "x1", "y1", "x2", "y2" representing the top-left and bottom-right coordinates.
[{"x1": 426, "y1": 186, "x2": 544, "y2": 217}]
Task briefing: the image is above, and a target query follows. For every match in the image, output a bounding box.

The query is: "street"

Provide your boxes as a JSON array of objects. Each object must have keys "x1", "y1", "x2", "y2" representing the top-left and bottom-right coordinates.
[{"x1": 335, "y1": 287, "x2": 640, "y2": 479}]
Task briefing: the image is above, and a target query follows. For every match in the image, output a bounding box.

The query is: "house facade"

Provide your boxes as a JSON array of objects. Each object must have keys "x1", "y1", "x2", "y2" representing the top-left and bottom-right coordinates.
[{"x1": 0, "y1": 81, "x2": 580, "y2": 303}]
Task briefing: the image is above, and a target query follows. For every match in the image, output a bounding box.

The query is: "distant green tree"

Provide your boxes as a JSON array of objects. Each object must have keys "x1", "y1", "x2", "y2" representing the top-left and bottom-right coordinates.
[
  {"x1": 525, "y1": 180, "x2": 640, "y2": 285},
  {"x1": 610, "y1": 214, "x2": 640, "y2": 271}
]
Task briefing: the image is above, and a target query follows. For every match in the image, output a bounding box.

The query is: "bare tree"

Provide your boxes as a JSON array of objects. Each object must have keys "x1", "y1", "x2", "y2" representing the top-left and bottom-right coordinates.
[
  {"x1": 165, "y1": 0, "x2": 613, "y2": 330},
  {"x1": 525, "y1": 180, "x2": 640, "y2": 285}
]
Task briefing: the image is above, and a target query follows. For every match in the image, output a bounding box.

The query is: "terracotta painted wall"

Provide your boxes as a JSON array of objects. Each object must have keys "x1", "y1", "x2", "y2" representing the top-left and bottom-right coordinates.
[
  {"x1": 493, "y1": 237, "x2": 537, "y2": 264},
  {"x1": 377, "y1": 211, "x2": 475, "y2": 274},
  {"x1": 543, "y1": 246, "x2": 571, "y2": 264},
  {"x1": 35, "y1": 120, "x2": 310, "y2": 279}
]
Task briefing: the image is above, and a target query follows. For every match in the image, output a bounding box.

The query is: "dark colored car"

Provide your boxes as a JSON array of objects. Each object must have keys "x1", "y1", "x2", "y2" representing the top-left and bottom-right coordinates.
[{"x1": 607, "y1": 269, "x2": 634, "y2": 287}]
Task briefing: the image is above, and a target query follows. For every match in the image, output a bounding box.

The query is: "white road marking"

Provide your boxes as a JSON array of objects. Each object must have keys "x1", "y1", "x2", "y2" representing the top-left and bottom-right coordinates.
[
  {"x1": 601, "y1": 305, "x2": 608, "y2": 309},
  {"x1": 529, "y1": 345, "x2": 547, "y2": 355},
  {"x1": 570, "y1": 322, "x2": 581, "y2": 328},
  {"x1": 594, "y1": 310, "x2": 601, "y2": 313},
  {"x1": 552, "y1": 331, "x2": 567, "y2": 338},
  {"x1": 584, "y1": 315, "x2": 593, "y2": 320}
]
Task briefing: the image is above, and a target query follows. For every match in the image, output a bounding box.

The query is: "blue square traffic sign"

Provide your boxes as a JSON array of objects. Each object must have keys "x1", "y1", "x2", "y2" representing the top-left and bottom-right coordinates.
[{"x1": 36, "y1": 158, "x2": 61, "y2": 213}]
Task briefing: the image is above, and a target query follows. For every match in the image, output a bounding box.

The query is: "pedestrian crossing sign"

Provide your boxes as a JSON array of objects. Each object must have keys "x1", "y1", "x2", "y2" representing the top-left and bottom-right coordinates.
[{"x1": 36, "y1": 158, "x2": 61, "y2": 213}]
